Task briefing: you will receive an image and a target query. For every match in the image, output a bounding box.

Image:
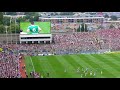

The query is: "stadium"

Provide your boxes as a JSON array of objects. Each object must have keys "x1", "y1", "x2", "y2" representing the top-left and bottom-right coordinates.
[{"x1": 1, "y1": 12, "x2": 120, "y2": 78}]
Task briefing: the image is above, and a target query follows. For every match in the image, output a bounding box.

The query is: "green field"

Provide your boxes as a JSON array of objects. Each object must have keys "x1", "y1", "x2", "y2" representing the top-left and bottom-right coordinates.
[
  {"x1": 24, "y1": 53, "x2": 120, "y2": 78},
  {"x1": 20, "y1": 22, "x2": 51, "y2": 34}
]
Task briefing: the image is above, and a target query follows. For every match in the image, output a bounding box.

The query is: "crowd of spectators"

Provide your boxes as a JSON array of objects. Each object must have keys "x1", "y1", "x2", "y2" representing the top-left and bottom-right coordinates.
[
  {"x1": 95, "y1": 29, "x2": 120, "y2": 51},
  {"x1": 0, "y1": 45, "x2": 21, "y2": 78},
  {"x1": 51, "y1": 23, "x2": 80, "y2": 33},
  {"x1": 2, "y1": 29, "x2": 120, "y2": 56},
  {"x1": 0, "y1": 28, "x2": 120, "y2": 78},
  {"x1": 51, "y1": 22, "x2": 120, "y2": 33}
]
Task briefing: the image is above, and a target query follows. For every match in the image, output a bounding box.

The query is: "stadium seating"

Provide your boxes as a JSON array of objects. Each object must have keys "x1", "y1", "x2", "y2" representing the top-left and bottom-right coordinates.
[{"x1": 1, "y1": 28, "x2": 120, "y2": 78}]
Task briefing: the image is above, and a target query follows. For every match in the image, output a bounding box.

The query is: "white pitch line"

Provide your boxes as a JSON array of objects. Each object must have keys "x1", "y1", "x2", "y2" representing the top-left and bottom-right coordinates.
[{"x1": 30, "y1": 57, "x2": 35, "y2": 72}]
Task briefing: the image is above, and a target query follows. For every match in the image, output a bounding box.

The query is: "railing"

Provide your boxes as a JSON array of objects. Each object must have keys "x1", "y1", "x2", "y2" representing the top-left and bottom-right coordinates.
[{"x1": 0, "y1": 34, "x2": 19, "y2": 43}]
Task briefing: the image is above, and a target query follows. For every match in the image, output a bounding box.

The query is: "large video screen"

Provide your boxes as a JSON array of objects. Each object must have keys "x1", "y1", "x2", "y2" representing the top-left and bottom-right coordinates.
[{"x1": 20, "y1": 22, "x2": 51, "y2": 34}]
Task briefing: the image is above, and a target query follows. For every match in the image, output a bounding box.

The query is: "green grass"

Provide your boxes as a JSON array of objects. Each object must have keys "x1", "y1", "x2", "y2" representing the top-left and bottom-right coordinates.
[
  {"x1": 20, "y1": 22, "x2": 51, "y2": 34},
  {"x1": 24, "y1": 53, "x2": 120, "y2": 78}
]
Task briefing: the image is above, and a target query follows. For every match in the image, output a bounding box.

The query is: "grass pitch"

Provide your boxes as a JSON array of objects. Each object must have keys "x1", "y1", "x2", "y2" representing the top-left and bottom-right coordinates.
[{"x1": 24, "y1": 53, "x2": 120, "y2": 78}]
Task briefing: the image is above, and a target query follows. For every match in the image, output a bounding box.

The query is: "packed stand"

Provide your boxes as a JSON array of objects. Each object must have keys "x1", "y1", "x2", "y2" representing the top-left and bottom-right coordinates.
[
  {"x1": 1, "y1": 28, "x2": 120, "y2": 78},
  {"x1": 0, "y1": 45, "x2": 21, "y2": 78}
]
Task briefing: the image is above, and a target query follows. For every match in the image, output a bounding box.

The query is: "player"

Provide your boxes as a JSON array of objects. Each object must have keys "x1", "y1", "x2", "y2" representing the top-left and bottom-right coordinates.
[
  {"x1": 83, "y1": 69, "x2": 86, "y2": 73},
  {"x1": 76, "y1": 67, "x2": 80, "y2": 73},
  {"x1": 47, "y1": 73, "x2": 49, "y2": 77},
  {"x1": 77, "y1": 69, "x2": 80, "y2": 73},
  {"x1": 90, "y1": 71, "x2": 92, "y2": 76},
  {"x1": 64, "y1": 69, "x2": 67, "y2": 72},
  {"x1": 81, "y1": 74, "x2": 83, "y2": 78},
  {"x1": 86, "y1": 67, "x2": 88, "y2": 71},
  {"x1": 77, "y1": 67, "x2": 80, "y2": 72},
  {"x1": 27, "y1": 21, "x2": 42, "y2": 34},
  {"x1": 41, "y1": 75, "x2": 43, "y2": 78},
  {"x1": 93, "y1": 72, "x2": 96, "y2": 76}
]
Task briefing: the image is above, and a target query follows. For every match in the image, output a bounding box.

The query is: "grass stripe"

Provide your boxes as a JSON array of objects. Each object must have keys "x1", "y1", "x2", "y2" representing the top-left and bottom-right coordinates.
[
  {"x1": 63, "y1": 55, "x2": 83, "y2": 69},
  {"x1": 85, "y1": 54, "x2": 115, "y2": 78},
  {"x1": 24, "y1": 53, "x2": 120, "y2": 78},
  {"x1": 101, "y1": 54, "x2": 120, "y2": 70},
  {"x1": 37, "y1": 56, "x2": 58, "y2": 78},
  {"x1": 111, "y1": 54, "x2": 120, "y2": 61},
  {"x1": 31, "y1": 56, "x2": 44, "y2": 77},
  {"x1": 46, "y1": 56, "x2": 72, "y2": 78},
  {"x1": 62, "y1": 55, "x2": 87, "y2": 78},
  {"x1": 55, "y1": 55, "x2": 81, "y2": 78},
  {"x1": 24, "y1": 56, "x2": 34, "y2": 78},
  {"x1": 74, "y1": 55, "x2": 105, "y2": 78},
  {"x1": 91, "y1": 54, "x2": 118, "y2": 78},
  {"x1": 77, "y1": 54, "x2": 106, "y2": 78},
  {"x1": 86, "y1": 55, "x2": 115, "y2": 78},
  {"x1": 95, "y1": 54, "x2": 120, "y2": 74}
]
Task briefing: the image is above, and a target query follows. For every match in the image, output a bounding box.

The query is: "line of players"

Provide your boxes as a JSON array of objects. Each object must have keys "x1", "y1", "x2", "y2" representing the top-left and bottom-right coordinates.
[
  {"x1": 64, "y1": 67, "x2": 103, "y2": 78},
  {"x1": 43, "y1": 67, "x2": 103, "y2": 78},
  {"x1": 29, "y1": 67, "x2": 103, "y2": 78}
]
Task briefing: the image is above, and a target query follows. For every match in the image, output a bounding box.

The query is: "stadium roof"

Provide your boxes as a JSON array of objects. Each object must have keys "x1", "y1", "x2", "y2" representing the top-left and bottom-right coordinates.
[
  {"x1": 3, "y1": 15, "x2": 26, "y2": 18},
  {"x1": 104, "y1": 21, "x2": 120, "y2": 23},
  {"x1": 39, "y1": 17, "x2": 104, "y2": 19}
]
